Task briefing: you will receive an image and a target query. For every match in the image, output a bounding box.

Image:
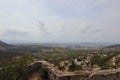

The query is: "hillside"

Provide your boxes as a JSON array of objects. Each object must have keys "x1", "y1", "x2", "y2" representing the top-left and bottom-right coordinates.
[
  {"x1": 106, "y1": 44, "x2": 120, "y2": 48},
  {"x1": 0, "y1": 40, "x2": 25, "y2": 57},
  {"x1": 0, "y1": 40, "x2": 11, "y2": 48},
  {"x1": 102, "y1": 44, "x2": 120, "y2": 51}
]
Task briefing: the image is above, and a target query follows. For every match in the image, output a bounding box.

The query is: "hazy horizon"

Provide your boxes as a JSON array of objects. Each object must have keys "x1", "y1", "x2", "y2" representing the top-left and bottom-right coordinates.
[
  {"x1": 1, "y1": 40, "x2": 119, "y2": 46},
  {"x1": 0, "y1": 0, "x2": 120, "y2": 43}
]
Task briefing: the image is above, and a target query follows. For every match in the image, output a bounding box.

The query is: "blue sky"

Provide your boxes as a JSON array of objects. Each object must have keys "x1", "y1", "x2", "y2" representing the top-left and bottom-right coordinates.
[{"x1": 0, "y1": 0, "x2": 120, "y2": 43}]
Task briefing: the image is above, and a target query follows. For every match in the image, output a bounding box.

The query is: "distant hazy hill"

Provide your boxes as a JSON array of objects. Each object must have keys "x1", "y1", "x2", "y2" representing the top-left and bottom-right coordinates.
[
  {"x1": 102, "y1": 44, "x2": 120, "y2": 51},
  {"x1": 0, "y1": 40, "x2": 10, "y2": 47},
  {"x1": 0, "y1": 41, "x2": 18, "y2": 57},
  {"x1": 106, "y1": 44, "x2": 120, "y2": 48},
  {"x1": 0, "y1": 41, "x2": 25, "y2": 57},
  {"x1": 0, "y1": 50, "x2": 25, "y2": 57}
]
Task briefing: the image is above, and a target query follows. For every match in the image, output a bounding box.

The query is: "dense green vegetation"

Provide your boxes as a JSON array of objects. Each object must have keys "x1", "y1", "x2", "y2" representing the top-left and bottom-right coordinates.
[
  {"x1": 38, "y1": 49, "x2": 91, "y2": 66},
  {"x1": 0, "y1": 54, "x2": 33, "y2": 80},
  {"x1": 91, "y1": 51, "x2": 120, "y2": 69},
  {"x1": 37, "y1": 49, "x2": 120, "y2": 71}
]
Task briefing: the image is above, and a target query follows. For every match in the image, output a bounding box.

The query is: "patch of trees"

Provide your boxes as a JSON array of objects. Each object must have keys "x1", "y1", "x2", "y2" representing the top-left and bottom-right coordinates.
[{"x1": 0, "y1": 54, "x2": 33, "y2": 80}]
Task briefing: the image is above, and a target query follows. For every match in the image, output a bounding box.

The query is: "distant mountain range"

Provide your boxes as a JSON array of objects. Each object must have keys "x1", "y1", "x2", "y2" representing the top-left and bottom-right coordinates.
[
  {"x1": 0, "y1": 40, "x2": 120, "y2": 57},
  {"x1": 0, "y1": 40, "x2": 120, "y2": 48}
]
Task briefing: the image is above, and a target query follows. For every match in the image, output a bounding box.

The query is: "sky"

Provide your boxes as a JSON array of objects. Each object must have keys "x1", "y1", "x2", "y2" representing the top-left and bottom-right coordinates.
[{"x1": 0, "y1": 0, "x2": 120, "y2": 43}]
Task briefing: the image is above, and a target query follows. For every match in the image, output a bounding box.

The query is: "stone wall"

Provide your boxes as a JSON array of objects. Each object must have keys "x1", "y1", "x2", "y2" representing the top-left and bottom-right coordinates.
[
  {"x1": 29, "y1": 61, "x2": 120, "y2": 80},
  {"x1": 89, "y1": 70, "x2": 120, "y2": 80},
  {"x1": 47, "y1": 66, "x2": 120, "y2": 80}
]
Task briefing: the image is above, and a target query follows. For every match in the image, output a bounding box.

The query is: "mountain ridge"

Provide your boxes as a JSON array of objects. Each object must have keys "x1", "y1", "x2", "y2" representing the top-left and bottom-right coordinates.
[{"x1": 0, "y1": 40, "x2": 10, "y2": 47}]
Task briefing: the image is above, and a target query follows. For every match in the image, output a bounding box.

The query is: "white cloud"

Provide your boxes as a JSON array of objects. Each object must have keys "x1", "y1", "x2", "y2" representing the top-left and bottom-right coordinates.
[{"x1": 0, "y1": 0, "x2": 120, "y2": 43}]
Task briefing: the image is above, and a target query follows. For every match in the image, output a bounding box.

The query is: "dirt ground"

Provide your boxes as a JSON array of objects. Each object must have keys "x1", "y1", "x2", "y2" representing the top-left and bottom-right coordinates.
[{"x1": 28, "y1": 72, "x2": 43, "y2": 80}]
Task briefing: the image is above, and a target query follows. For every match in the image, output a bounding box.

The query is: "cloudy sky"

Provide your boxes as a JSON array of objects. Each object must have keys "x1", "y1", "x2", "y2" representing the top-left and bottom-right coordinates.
[{"x1": 0, "y1": 0, "x2": 120, "y2": 43}]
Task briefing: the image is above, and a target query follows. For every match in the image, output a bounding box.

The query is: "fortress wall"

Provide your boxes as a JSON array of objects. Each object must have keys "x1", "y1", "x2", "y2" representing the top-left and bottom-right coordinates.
[
  {"x1": 58, "y1": 75, "x2": 89, "y2": 80},
  {"x1": 29, "y1": 61, "x2": 120, "y2": 80},
  {"x1": 47, "y1": 67, "x2": 120, "y2": 80},
  {"x1": 47, "y1": 67, "x2": 90, "y2": 80},
  {"x1": 48, "y1": 67, "x2": 60, "y2": 80},
  {"x1": 90, "y1": 71, "x2": 120, "y2": 80}
]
